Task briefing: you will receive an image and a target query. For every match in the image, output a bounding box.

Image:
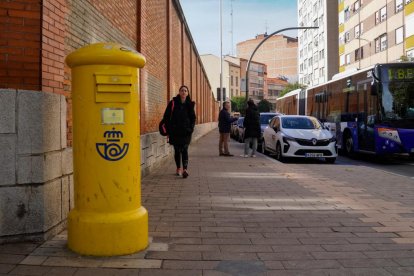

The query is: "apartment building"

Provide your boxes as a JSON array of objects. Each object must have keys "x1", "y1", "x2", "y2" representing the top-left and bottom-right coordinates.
[
  {"x1": 237, "y1": 34, "x2": 298, "y2": 82},
  {"x1": 200, "y1": 54, "x2": 230, "y2": 101},
  {"x1": 239, "y1": 58, "x2": 267, "y2": 102},
  {"x1": 338, "y1": 0, "x2": 414, "y2": 72},
  {"x1": 298, "y1": 0, "x2": 339, "y2": 87}
]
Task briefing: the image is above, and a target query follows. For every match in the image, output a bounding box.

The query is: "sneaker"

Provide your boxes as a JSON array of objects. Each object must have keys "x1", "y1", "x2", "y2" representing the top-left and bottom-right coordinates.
[
  {"x1": 223, "y1": 153, "x2": 234, "y2": 156},
  {"x1": 182, "y1": 170, "x2": 189, "y2": 178},
  {"x1": 251, "y1": 155, "x2": 256, "y2": 158},
  {"x1": 240, "y1": 154, "x2": 249, "y2": 158},
  {"x1": 219, "y1": 153, "x2": 225, "y2": 156},
  {"x1": 176, "y1": 168, "x2": 182, "y2": 176}
]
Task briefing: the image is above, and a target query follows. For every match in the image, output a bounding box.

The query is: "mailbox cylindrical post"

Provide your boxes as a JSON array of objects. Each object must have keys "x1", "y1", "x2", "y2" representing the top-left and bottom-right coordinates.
[{"x1": 66, "y1": 43, "x2": 148, "y2": 256}]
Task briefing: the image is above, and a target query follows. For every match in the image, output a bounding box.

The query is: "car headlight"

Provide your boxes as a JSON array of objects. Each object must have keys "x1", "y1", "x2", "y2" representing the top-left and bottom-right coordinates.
[{"x1": 283, "y1": 135, "x2": 296, "y2": 143}]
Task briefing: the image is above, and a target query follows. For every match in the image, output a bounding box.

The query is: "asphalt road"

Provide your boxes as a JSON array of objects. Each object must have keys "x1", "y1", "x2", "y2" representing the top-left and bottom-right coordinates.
[{"x1": 336, "y1": 154, "x2": 414, "y2": 179}]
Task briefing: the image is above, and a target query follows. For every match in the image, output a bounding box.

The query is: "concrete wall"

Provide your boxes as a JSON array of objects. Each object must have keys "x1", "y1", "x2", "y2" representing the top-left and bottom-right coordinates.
[{"x1": 0, "y1": 89, "x2": 73, "y2": 243}]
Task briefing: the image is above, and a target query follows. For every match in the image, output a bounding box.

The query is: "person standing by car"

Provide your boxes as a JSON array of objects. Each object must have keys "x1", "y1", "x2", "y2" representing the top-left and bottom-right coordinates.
[
  {"x1": 163, "y1": 85, "x2": 196, "y2": 178},
  {"x1": 242, "y1": 99, "x2": 261, "y2": 157},
  {"x1": 218, "y1": 101, "x2": 238, "y2": 156}
]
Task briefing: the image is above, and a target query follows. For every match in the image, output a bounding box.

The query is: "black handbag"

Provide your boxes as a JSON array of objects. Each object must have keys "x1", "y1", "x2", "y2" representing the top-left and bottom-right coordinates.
[{"x1": 159, "y1": 100, "x2": 174, "y2": 136}]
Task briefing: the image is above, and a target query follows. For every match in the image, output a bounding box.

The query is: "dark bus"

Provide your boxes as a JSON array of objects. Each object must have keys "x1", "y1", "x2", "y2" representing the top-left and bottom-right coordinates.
[{"x1": 277, "y1": 63, "x2": 414, "y2": 157}]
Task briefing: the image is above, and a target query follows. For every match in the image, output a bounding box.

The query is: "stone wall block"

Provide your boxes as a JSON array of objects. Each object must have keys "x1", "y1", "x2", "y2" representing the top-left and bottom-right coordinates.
[
  {"x1": 42, "y1": 179, "x2": 63, "y2": 231},
  {"x1": 61, "y1": 176, "x2": 70, "y2": 219},
  {"x1": 0, "y1": 89, "x2": 16, "y2": 134},
  {"x1": 69, "y1": 174, "x2": 74, "y2": 210},
  {"x1": 17, "y1": 90, "x2": 62, "y2": 154},
  {"x1": 62, "y1": 148, "x2": 73, "y2": 175},
  {"x1": 0, "y1": 186, "x2": 43, "y2": 235},
  {"x1": 61, "y1": 96, "x2": 67, "y2": 148},
  {"x1": 32, "y1": 152, "x2": 62, "y2": 183},
  {"x1": 0, "y1": 135, "x2": 16, "y2": 185},
  {"x1": 17, "y1": 156, "x2": 32, "y2": 184}
]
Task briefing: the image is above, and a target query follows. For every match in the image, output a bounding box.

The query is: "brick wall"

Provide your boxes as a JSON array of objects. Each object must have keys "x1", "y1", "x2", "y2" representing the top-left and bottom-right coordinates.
[{"x1": 0, "y1": 0, "x2": 41, "y2": 90}]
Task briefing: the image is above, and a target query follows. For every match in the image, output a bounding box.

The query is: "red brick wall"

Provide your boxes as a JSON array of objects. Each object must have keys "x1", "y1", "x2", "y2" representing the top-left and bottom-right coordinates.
[
  {"x1": 42, "y1": 0, "x2": 66, "y2": 95},
  {"x1": 138, "y1": 0, "x2": 168, "y2": 134},
  {"x1": 0, "y1": 0, "x2": 41, "y2": 90}
]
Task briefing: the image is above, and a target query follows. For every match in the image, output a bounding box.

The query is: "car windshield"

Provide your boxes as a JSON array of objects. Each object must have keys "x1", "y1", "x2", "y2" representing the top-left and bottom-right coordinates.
[
  {"x1": 282, "y1": 117, "x2": 322, "y2": 129},
  {"x1": 260, "y1": 114, "x2": 275, "y2": 124}
]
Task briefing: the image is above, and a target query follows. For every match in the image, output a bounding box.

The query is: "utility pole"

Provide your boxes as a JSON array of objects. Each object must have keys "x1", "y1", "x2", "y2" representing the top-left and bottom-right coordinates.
[{"x1": 219, "y1": 0, "x2": 224, "y2": 108}]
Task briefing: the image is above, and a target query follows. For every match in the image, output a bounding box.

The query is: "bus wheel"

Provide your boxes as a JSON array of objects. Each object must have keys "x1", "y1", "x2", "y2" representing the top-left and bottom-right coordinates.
[
  {"x1": 275, "y1": 142, "x2": 284, "y2": 162},
  {"x1": 344, "y1": 133, "x2": 354, "y2": 156}
]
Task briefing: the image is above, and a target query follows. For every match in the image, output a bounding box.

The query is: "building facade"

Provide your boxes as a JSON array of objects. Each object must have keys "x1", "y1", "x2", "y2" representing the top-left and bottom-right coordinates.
[
  {"x1": 0, "y1": 0, "x2": 218, "y2": 242},
  {"x1": 338, "y1": 0, "x2": 414, "y2": 72},
  {"x1": 200, "y1": 54, "x2": 230, "y2": 102},
  {"x1": 237, "y1": 34, "x2": 298, "y2": 83},
  {"x1": 240, "y1": 58, "x2": 267, "y2": 102},
  {"x1": 298, "y1": 0, "x2": 339, "y2": 87}
]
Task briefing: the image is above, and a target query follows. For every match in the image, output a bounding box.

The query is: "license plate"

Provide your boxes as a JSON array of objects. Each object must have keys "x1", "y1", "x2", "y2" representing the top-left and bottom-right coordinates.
[{"x1": 305, "y1": 153, "x2": 324, "y2": 157}]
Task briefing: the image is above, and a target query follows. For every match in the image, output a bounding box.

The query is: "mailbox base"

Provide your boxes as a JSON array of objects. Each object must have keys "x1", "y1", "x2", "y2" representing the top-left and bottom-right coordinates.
[{"x1": 67, "y1": 207, "x2": 148, "y2": 256}]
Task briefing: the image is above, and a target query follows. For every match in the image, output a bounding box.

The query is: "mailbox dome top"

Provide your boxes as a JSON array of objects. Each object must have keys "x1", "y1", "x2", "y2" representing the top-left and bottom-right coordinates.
[{"x1": 66, "y1": 42, "x2": 146, "y2": 68}]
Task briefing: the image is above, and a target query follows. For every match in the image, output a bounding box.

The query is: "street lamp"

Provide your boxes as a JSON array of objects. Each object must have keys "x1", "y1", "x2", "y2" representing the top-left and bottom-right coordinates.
[
  {"x1": 357, "y1": 37, "x2": 371, "y2": 69},
  {"x1": 245, "y1": 26, "x2": 318, "y2": 101}
]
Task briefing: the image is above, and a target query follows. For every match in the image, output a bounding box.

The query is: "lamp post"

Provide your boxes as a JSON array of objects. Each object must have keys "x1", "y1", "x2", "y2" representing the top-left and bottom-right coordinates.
[
  {"x1": 245, "y1": 26, "x2": 318, "y2": 100},
  {"x1": 219, "y1": 0, "x2": 224, "y2": 108},
  {"x1": 357, "y1": 37, "x2": 371, "y2": 70}
]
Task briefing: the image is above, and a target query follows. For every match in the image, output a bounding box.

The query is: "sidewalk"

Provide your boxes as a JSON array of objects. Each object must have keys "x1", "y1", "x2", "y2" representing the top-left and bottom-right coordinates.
[{"x1": 1, "y1": 130, "x2": 414, "y2": 275}]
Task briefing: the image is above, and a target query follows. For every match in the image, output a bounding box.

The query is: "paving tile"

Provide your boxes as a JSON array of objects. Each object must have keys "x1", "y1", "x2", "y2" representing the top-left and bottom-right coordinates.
[
  {"x1": 0, "y1": 264, "x2": 15, "y2": 274},
  {"x1": 20, "y1": 256, "x2": 47, "y2": 265},
  {"x1": 219, "y1": 245, "x2": 273, "y2": 253},
  {"x1": 9, "y1": 265, "x2": 51, "y2": 275},
  {"x1": 139, "y1": 269, "x2": 202, "y2": 276},
  {"x1": 282, "y1": 260, "x2": 342, "y2": 270},
  {"x1": 100, "y1": 259, "x2": 161, "y2": 269},
  {"x1": 311, "y1": 251, "x2": 367, "y2": 260},
  {"x1": 146, "y1": 251, "x2": 202, "y2": 260},
  {"x1": 74, "y1": 267, "x2": 139, "y2": 276},
  {"x1": 0, "y1": 254, "x2": 26, "y2": 264},
  {"x1": 258, "y1": 252, "x2": 314, "y2": 261},
  {"x1": 202, "y1": 252, "x2": 259, "y2": 261},
  {"x1": 162, "y1": 260, "x2": 219, "y2": 269},
  {"x1": 338, "y1": 258, "x2": 399, "y2": 268}
]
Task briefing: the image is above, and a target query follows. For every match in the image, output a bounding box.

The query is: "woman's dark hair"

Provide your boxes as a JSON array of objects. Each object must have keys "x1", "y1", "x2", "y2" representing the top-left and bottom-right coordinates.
[
  {"x1": 179, "y1": 85, "x2": 191, "y2": 100},
  {"x1": 247, "y1": 99, "x2": 255, "y2": 107}
]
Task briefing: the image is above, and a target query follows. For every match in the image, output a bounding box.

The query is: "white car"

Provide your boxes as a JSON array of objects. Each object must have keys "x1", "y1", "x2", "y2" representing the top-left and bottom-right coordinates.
[{"x1": 262, "y1": 115, "x2": 337, "y2": 163}]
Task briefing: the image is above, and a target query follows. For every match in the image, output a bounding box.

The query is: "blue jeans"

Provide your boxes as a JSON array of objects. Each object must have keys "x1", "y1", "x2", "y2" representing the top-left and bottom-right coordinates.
[{"x1": 244, "y1": 137, "x2": 258, "y2": 156}]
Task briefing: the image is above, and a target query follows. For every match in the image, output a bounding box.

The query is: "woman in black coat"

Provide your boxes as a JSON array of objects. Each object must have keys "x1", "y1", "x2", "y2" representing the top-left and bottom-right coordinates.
[
  {"x1": 163, "y1": 85, "x2": 196, "y2": 178},
  {"x1": 242, "y1": 99, "x2": 261, "y2": 157}
]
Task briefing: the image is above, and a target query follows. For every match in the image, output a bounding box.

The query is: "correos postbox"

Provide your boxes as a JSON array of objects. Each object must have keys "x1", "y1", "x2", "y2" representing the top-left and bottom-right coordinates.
[{"x1": 65, "y1": 42, "x2": 147, "y2": 256}]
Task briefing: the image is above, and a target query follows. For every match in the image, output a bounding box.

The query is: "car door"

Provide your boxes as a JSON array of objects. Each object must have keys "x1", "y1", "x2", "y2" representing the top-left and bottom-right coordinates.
[
  {"x1": 263, "y1": 118, "x2": 273, "y2": 150},
  {"x1": 271, "y1": 117, "x2": 281, "y2": 150}
]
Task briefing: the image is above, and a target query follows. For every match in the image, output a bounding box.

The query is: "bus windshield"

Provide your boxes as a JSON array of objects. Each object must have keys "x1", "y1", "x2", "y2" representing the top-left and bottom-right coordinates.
[
  {"x1": 379, "y1": 64, "x2": 414, "y2": 128},
  {"x1": 381, "y1": 81, "x2": 414, "y2": 128}
]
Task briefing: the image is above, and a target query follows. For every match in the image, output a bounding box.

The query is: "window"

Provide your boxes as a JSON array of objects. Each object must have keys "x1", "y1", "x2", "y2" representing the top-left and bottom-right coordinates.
[
  {"x1": 396, "y1": 0, "x2": 403, "y2": 13},
  {"x1": 345, "y1": 6, "x2": 350, "y2": 21},
  {"x1": 355, "y1": 47, "x2": 364, "y2": 60},
  {"x1": 396, "y1": 26, "x2": 404, "y2": 44},
  {"x1": 406, "y1": 0, "x2": 412, "y2": 4},
  {"x1": 314, "y1": 69, "x2": 318, "y2": 80},
  {"x1": 340, "y1": 55, "x2": 345, "y2": 66},
  {"x1": 354, "y1": 0, "x2": 360, "y2": 12},
  {"x1": 380, "y1": 34, "x2": 387, "y2": 51},
  {"x1": 319, "y1": 49, "x2": 325, "y2": 60},
  {"x1": 345, "y1": 53, "x2": 351, "y2": 64},
  {"x1": 380, "y1": 6, "x2": 387, "y2": 22},
  {"x1": 354, "y1": 25, "x2": 360, "y2": 38},
  {"x1": 375, "y1": 11, "x2": 380, "y2": 24},
  {"x1": 319, "y1": 67, "x2": 325, "y2": 79},
  {"x1": 375, "y1": 34, "x2": 387, "y2": 52},
  {"x1": 345, "y1": 31, "x2": 350, "y2": 43},
  {"x1": 231, "y1": 76, "x2": 234, "y2": 86},
  {"x1": 407, "y1": 14, "x2": 414, "y2": 37}
]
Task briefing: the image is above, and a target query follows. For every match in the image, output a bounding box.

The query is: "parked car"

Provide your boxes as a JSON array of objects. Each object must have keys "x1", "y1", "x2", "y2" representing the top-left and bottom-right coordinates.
[
  {"x1": 262, "y1": 115, "x2": 337, "y2": 163},
  {"x1": 258, "y1": 112, "x2": 280, "y2": 149},
  {"x1": 231, "y1": 117, "x2": 244, "y2": 141},
  {"x1": 236, "y1": 117, "x2": 245, "y2": 143}
]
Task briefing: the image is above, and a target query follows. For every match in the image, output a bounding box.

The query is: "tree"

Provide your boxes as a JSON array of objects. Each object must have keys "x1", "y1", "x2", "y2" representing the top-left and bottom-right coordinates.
[
  {"x1": 257, "y1": 99, "x2": 272, "y2": 112},
  {"x1": 231, "y1": 96, "x2": 247, "y2": 115},
  {"x1": 279, "y1": 82, "x2": 305, "y2": 97}
]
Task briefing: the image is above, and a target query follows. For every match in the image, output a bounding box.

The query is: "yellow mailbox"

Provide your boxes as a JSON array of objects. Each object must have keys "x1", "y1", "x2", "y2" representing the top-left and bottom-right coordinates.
[{"x1": 65, "y1": 42, "x2": 148, "y2": 256}]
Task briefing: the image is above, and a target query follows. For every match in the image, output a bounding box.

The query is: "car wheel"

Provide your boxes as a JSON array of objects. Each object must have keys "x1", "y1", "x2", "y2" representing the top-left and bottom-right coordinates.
[
  {"x1": 344, "y1": 132, "x2": 354, "y2": 156},
  {"x1": 275, "y1": 142, "x2": 284, "y2": 162},
  {"x1": 325, "y1": 157, "x2": 336, "y2": 164}
]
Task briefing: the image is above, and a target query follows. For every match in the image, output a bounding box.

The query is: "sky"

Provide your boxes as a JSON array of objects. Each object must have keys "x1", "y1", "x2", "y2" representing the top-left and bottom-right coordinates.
[{"x1": 179, "y1": 0, "x2": 298, "y2": 57}]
